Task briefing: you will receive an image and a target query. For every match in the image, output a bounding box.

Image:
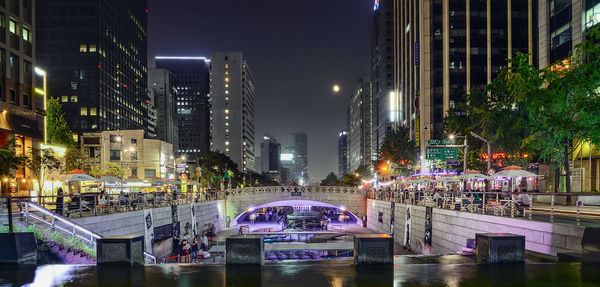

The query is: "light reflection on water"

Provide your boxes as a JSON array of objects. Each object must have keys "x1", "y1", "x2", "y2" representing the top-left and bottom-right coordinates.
[{"x1": 1, "y1": 259, "x2": 600, "y2": 287}]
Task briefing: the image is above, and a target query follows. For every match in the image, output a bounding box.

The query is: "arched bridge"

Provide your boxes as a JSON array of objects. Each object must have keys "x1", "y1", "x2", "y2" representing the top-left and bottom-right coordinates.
[{"x1": 225, "y1": 186, "x2": 366, "y2": 224}]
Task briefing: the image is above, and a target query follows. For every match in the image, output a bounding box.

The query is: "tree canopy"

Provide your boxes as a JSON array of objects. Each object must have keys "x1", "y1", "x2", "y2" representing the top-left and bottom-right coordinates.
[{"x1": 375, "y1": 126, "x2": 418, "y2": 176}]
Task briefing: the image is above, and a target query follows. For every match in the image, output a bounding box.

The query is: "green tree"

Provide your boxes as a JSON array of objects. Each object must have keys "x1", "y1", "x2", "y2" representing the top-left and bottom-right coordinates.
[
  {"x1": 375, "y1": 126, "x2": 418, "y2": 176},
  {"x1": 197, "y1": 151, "x2": 242, "y2": 189},
  {"x1": 25, "y1": 147, "x2": 62, "y2": 194},
  {"x1": 46, "y1": 97, "x2": 75, "y2": 148},
  {"x1": 353, "y1": 164, "x2": 372, "y2": 179},
  {"x1": 338, "y1": 173, "x2": 360, "y2": 187},
  {"x1": 89, "y1": 166, "x2": 105, "y2": 178},
  {"x1": 0, "y1": 140, "x2": 27, "y2": 195},
  {"x1": 105, "y1": 162, "x2": 123, "y2": 178},
  {"x1": 64, "y1": 148, "x2": 89, "y2": 172},
  {"x1": 320, "y1": 172, "x2": 339, "y2": 186}
]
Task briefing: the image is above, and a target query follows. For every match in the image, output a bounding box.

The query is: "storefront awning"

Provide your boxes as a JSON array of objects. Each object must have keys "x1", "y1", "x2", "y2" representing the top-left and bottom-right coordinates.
[{"x1": 7, "y1": 114, "x2": 42, "y2": 139}]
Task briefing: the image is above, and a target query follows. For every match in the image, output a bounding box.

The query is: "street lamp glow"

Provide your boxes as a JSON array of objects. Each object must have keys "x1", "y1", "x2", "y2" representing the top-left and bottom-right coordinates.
[
  {"x1": 449, "y1": 134, "x2": 455, "y2": 140},
  {"x1": 116, "y1": 136, "x2": 122, "y2": 142},
  {"x1": 332, "y1": 84, "x2": 341, "y2": 93},
  {"x1": 129, "y1": 147, "x2": 135, "y2": 152},
  {"x1": 182, "y1": 155, "x2": 186, "y2": 161}
]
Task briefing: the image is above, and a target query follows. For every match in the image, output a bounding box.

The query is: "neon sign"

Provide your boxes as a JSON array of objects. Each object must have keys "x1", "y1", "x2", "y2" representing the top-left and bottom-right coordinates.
[{"x1": 374, "y1": 0, "x2": 380, "y2": 11}]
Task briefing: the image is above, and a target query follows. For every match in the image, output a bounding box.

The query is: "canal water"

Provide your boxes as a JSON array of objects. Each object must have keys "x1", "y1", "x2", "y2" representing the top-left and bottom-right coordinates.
[{"x1": 1, "y1": 256, "x2": 599, "y2": 287}]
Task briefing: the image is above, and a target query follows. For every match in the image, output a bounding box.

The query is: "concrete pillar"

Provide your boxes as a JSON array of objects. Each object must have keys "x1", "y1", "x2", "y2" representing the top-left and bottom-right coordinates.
[
  {"x1": 354, "y1": 234, "x2": 394, "y2": 264},
  {"x1": 0, "y1": 232, "x2": 37, "y2": 264},
  {"x1": 226, "y1": 235, "x2": 264, "y2": 265},
  {"x1": 581, "y1": 227, "x2": 600, "y2": 263},
  {"x1": 476, "y1": 233, "x2": 525, "y2": 264},
  {"x1": 97, "y1": 235, "x2": 144, "y2": 266}
]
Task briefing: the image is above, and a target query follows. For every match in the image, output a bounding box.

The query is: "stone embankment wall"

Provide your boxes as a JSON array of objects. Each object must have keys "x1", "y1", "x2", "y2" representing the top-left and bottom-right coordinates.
[
  {"x1": 367, "y1": 199, "x2": 584, "y2": 256},
  {"x1": 73, "y1": 200, "x2": 226, "y2": 240}
]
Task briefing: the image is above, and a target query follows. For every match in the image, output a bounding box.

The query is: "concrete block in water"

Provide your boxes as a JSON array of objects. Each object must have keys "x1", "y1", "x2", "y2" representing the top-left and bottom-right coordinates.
[
  {"x1": 354, "y1": 234, "x2": 393, "y2": 264},
  {"x1": 226, "y1": 235, "x2": 264, "y2": 265},
  {"x1": 476, "y1": 233, "x2": 525, "y2": 264},
  {"x1": 0, "y1": 232, "x2": 37, "y2": 264},
  {"x1": 97, "y1": 235, "x2": 144, "y2": 266},
  {"x1": 581, "y1": 227, "x2": 600, "y2": 263}
]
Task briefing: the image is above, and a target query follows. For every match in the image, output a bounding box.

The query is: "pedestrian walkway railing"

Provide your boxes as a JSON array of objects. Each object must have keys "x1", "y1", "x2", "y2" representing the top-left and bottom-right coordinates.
[
  {"x1": 1, "y1": 197, "x2": 158, "y2": 264},
  {"x1": 366, "y1": 190, "x2": 600, "y2": 226}
]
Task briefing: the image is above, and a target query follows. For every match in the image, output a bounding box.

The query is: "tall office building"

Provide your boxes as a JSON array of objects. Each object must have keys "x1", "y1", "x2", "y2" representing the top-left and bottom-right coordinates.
[
  {"x1": 538, "y1": 0, "x2": 594, "y2": 69},
  {"x1": 348, "y1": 75, "x2": 372, "y2": 172},
  {"x1": 338, "y1": 131, "x2": 349, "y2": 177},
  {"x1": 155, "y1": 57, "x2": 211, "y2": 161},
  {"x1": 289, "y1": 132, "x2": 308, "y2": 184},
  {"x1": 0, "y1": 0, "x2": 44, "y2": 197},
  {"x1": 36, "y1": 0, "x2": 149, "y2": 137},
  {"x1": 371, "y1": 0, "x2": 397, "y2": 157},
  {"x1": 210, "y1": 51, "x2": 256, "y2": 172},
  {"x1": 149, "y1": 68, "x2": 178, "y2": 151},
  {"x1": 260, "y1": 135, "x2": 280, "y2": 181},
  {"x1": 537, "y1": 0, "x2": 600, "y2": 191},
  {"x1": 395, "y1": 0, "x2": 536, "y2": 153}
]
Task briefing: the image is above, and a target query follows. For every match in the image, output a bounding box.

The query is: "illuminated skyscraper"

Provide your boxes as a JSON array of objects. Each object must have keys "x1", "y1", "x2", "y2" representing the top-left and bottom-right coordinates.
[{"x1": 210, "y1": 51, "x2": 256, "y2": 172}]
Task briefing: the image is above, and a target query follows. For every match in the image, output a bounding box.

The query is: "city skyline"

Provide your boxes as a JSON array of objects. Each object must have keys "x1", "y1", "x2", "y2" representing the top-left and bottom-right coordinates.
[{"x1": 148, "y1": 0, "x2": 373, "y2": 181}]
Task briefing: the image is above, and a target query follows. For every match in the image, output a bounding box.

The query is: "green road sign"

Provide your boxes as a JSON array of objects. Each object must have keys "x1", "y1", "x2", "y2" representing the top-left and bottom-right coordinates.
[
  {"x1": 428, "y1": 139, "x2": 441, "y2": 145},
  {"x1": 426, "y1": 147, "x2": 458, "y2": 160},
  {"x1": 428, "y1": 139, "x2": 456, "y2": 145}
]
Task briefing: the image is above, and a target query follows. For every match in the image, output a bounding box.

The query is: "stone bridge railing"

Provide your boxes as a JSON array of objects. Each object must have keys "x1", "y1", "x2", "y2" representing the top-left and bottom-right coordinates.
[{"x1": 225, "y1": 186, "x2": 362, "y2": 195}]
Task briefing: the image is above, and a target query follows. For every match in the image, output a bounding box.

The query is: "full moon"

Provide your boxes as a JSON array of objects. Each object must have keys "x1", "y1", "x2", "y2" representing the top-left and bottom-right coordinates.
[{"x1": 332, "y1": 84, "x2": 341, "y2": 93}]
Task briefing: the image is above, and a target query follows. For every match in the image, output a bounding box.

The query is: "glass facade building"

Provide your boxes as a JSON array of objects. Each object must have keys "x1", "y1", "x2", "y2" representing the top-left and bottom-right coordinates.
[{"x1": 36, "y1": 0, "x2": 148, "y2": 137}]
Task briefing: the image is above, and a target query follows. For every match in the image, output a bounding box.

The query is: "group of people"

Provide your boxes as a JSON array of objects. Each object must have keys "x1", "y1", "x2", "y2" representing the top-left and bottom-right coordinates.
[{"x1": 172, "y1": 233, "x2": 210, "y2": 263}]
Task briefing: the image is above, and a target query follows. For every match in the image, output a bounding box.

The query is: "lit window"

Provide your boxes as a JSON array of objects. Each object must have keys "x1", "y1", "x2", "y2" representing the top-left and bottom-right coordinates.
[
  {"x1": 225, "y1": 97, "x2": 229, "y2": 101},
  {"x1": 80, "y1": 107, "x2": 88, "y2": 116},
  {"x1": 225, "y1": 90, "x2": 229, "y2": 94},
  {"x1": 225, "y1": 116, "x2": 229, "y2": 120},
  {"x1": 225, "y1": 71, "x2": 229, "y2": 75},
  {"x1": 90, "y1": 107, "x2": 97, "y2": 116},
  {"x1": 224, "y1": 109, "x2": 229, "y2": 114},
  {"x1": 9, "y1": 19, "x2": 16, "y2": 34},
  {"x1": 61, "y1": 96, "x2": 68, "y2": 102},
  {"x1": 89, "y1": 45, "x2": 97, "y2": 52},
  {"x1": 225, "y1": 64, "x2": 229, "y2": 68},
  {"x1": 225, "y1": 122, "x2": 229, "y2": 126},
  {"x1": 225, "y1": 148, "x2": 229, "y2": 152},
  {"x1": 225, "y1": 84, "x2": 229, "y2": 88},
  {"x1": 22, "y1": 27, "x2": 29, "y2": 41},
  {"x1": 80, "y1": 44, "x2": 87, "y2": 52},
  {"x1": 225, "y1": 77, "x2": 229, "y2": 82}
]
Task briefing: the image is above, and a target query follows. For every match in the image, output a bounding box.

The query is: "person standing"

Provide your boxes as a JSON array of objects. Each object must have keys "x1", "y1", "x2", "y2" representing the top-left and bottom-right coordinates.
[
  {"x1": 181, "y1": 239, "x2": 191, "y2": 263},
  {"x1": 172, "y1": 236, "x2": 181, "y2": 262},
  {"x1": 202, "y1": 233, "x2": 209, "y2": 251},
  {"x1": 191, "y1": 237, "x2": 199, "y2": 263},
  {"x1": 56, "y1": 188, "x2": 64, "y2": 216}
]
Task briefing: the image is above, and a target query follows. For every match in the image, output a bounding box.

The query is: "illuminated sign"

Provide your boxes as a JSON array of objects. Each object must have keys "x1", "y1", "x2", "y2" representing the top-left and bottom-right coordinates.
[
  {"x1": 281, "y1": 153, "x2": 294, "y2": 161},
  {"x1": 374, "y1": 0, "x2": 380, "y2": 11}
]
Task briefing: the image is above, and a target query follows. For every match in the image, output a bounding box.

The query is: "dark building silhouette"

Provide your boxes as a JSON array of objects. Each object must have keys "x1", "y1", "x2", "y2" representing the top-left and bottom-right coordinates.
[
  {"x1": 36, "y1": 0, "x2": 149, "y2": 137},
  {"x1": 155, "y1": 56, "x2": 210, "y2": 161}
]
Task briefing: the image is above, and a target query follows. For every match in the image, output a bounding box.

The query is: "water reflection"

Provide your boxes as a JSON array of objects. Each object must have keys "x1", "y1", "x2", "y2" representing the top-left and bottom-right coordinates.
[{"x1": 1, "y1": 260, "x2": 600, "y2": 287}]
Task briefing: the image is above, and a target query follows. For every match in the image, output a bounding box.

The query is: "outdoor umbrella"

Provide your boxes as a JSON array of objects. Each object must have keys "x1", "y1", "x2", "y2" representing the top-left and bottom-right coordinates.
[
  {"x1": 437, "y1": 176, "x2": 460, "y2": 182},
  {"x1": 98, "y1": 176, "x2": 122, "y2": 184},
  {"x1": 458, "y1": 171, "x2": 488, "y2": 180},
  {"x1": 493, "y1": 166, "x2": 538, "y2": 178},
  {"x1": 60, "y1": 173, "x2": 97, "y2": 182}
]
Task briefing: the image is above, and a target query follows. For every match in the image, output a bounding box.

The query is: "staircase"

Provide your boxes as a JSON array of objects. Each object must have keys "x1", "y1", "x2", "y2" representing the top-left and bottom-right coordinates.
[{"x1": 11, "y1": 201, "x2": 156, "y2": 264}]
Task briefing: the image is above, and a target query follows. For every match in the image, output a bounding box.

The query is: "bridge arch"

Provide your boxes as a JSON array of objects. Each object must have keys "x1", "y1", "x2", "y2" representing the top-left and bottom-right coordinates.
[
  {"x1": 230, "y1": 199, "x2": 363, "y2": 226},
  {"x1": 225, "y1": 186, "x2": 367, "y2": 225}
]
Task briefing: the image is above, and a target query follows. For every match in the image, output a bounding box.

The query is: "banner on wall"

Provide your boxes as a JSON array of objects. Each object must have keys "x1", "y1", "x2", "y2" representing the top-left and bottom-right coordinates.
[
  {"x1": 390, "y1": 202, "x2": 395, "y2": 236},
  {"x1": 190, "y1": 203, "x2": 197, "y2": 237},
  {"x1": 143, "y1": 209, "x2": 154, "y2": 254},
  {"x1": 171, "y1": 205, "x2": 179, "y2": 237},
  {"x1": 404, "y1": 205, "x2": 411, "y2": 246},
  {"x1": 425, "y1": 207, "x2": 433, "y2": 245}
]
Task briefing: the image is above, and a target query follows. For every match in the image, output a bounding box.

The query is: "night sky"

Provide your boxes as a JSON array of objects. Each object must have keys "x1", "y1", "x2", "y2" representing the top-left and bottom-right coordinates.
[{"x1": 148, "y1": 0, "x2": 373, "y2": 182}]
